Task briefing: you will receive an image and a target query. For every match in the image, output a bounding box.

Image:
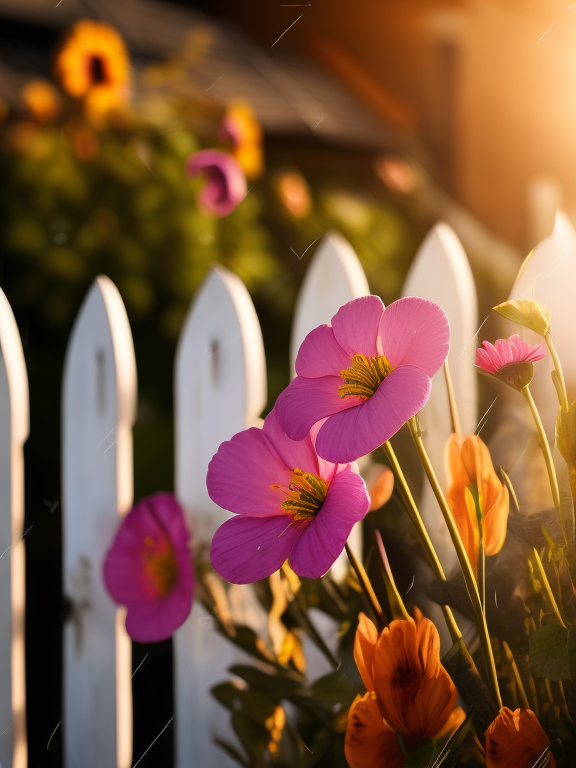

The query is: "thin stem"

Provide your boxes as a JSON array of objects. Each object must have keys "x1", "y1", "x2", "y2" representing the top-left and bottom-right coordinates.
[
  {"x1": 443, "y1": 359, "x2": 462, "y2": 435},
  {"x1": 545, "y1": 331, "x2": 569, "y2": 413},
  {"x1": 521, "y1": 385, "x2": 567, "y2": 544},
  {"x1": 382, "y1": 441, "x2": 462, "y2": 645},
  {"x1": 374, "y1": 530, "x2": 410, "y2": 621},
  {"x1": 345, "y1": 543, "x2": 385, "y2": 630},
  {"x1": 533, "y1": 548, "x2": 566, "y2": 629},
  {"x1": 408, "y1": 417, "x2": 502, "y2": 709},
  {"x1": 501, "y1": 640, "x2": 530, "y2": 710}
]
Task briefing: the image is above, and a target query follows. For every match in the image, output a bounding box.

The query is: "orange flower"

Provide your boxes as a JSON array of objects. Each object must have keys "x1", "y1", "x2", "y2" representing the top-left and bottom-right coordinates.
[
  {"x1": 54, "y1": 20, "x2": 130, "y2": 120},
  {"x1": 445, "y1": 434, "x2": 509, "y2": 576},
  {"x1": 21, "y1": 80, "x2": 61, "y2": 123},
  {"x1": 345, "y1": 610, "x2": 464, "y2": 766},
  {"x1": 219, "y1": 101, "x2": 264, "y2": 179},
  {"x1": 485, "y1": 708, "x2": 555, "y2": 768}
]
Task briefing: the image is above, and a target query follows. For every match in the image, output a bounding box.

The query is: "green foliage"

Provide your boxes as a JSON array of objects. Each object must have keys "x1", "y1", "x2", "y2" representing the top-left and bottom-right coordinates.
[{"x1": 529, "y1": 621, "x2": 576, "y2": 682}]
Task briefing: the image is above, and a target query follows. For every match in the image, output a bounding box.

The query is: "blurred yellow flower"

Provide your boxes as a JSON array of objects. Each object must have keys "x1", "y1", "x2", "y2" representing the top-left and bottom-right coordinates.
[
  {"x1": 219, "y1": 101, "x2": 264, "y2": 179},
  {"x1": 55, "y1": 20, "x2": 130, "y2": 120},
  {"x1": 276, "y1": 171, "x2": 312, "y2": 218},
  {"x1": 21, "y1": 80, "x2": 61, "y2": 123}
]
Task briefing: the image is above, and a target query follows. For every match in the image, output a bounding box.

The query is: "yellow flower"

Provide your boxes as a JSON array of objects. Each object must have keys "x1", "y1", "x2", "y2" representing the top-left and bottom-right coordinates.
[
  {"x1": 219, "y1": 101, "x2": 264, "y2": 179},
  {"x1": 55, "y1": 20, "x2": 130, "y2": 120},
  {"x1": 21, "y1": 80, "x2": 61, "y2": 123},
  {"x1": 445, "y1": 434, "x2": 509, "y2": 576}
]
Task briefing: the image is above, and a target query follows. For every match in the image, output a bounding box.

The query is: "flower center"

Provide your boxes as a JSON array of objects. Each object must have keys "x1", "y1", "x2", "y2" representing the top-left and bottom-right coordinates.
[
  {"x1": 142, "y1": 534, "x2": 178, "y2": 599},
  {"x1": 339, "y1": 353, "x2": 392, "y2": 400},
  {"x1": 391, "y1": 659, "x2": 415, "y2": 689},
  {"x1": 277, "y1": 468, "x2": 328, "y2": 521},
  {"x1": 89, "y1": 55, "x2": 107, "y2": 84}
]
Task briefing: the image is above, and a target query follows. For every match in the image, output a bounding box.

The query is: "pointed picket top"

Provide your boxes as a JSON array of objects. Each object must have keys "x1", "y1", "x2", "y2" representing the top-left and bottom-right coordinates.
[
  {"x1": 62, "y1": 276, "x2": 136, "y2": 768},
  {"x1": 174, "y1": 264, "x2": 267, "y2": 768},
  {"x1": 402, "y1": 223, "x2": 478, "y2": 568},
  {"x1": 290, "y1": 231, "x2": 370, "y2": 373},
  {"x1": 0, "y1": 289, "x2": 29, "y2": 768},
  {"x1": 508, "y1": 209, "x2": 576, "y2": 438}
]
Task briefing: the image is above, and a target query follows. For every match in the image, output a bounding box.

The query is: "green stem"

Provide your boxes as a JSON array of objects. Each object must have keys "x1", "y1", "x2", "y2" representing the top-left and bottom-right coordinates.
[
  {"x1": 382, "y1": 441, "x2": 463, "y2": 645},
  {"x1": 345, "y1": 543, "x2": 385, "y2": 630},
  {"x1": 533, "y1": 548, "x2": 566, "y2": 629},
  {"x1": 408, "y1": 417, "x2": 502, "y2": 709},
  {"x1": 521, "y1": 384, "x2": 567, "y2": 544},
  {"x1": 443, "y1": 359, "x2": 462, "y2": 435},
  {"x1": 545, "y1": 331, "x2": 569, "y2": 413}
]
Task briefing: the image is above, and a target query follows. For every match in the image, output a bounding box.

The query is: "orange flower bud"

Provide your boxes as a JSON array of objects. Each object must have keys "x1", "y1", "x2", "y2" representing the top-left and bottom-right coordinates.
[{"x1": 485, "y1": 708, "x2": 555, "y2": 768}]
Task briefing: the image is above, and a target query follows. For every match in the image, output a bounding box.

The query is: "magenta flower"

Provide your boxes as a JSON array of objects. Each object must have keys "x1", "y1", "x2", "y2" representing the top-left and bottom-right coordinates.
[
  {"x1": 103, "y1": 493, "x2": 194, "y2": 643},
  {"x1": 207, "y1": 410, "x2": 371, "y2": 584},
  {"x1": 185, "y1": 149, "x2": 247, "y2": 216},
  {"x1": 276, "y1": 295, "x2": 450, "y2": 463},
  {"x1": 476, "y1": 335, "x2": 546, "y2": 391}
]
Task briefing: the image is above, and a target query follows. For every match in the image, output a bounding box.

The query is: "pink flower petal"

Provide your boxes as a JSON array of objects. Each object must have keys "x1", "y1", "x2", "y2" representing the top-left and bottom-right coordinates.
[
  {"x1": 315, "y1": 366, "x2": 432, "y2": 462},
  {"x1": 289, "y1": 469, "x2": 370, "y2": 578},
  {"x1": 378, "y1": 297, "x2": 450, "y2": 376},
  {"x1": 331, "y1": 295, "x2": 385, "y2": 357},
  {"x1": 210, "y1": 515, "x2": 301, "y2": 584},
  {"x1": 262, "y1": 409, "x2": 323, "y2": 478},
  {"x1": 207, "y1": 427, "x2": 292, "y2": 516},
  {"x1": 125, "y1": 574, "x2": 193, "y2": 643},
  {"x1": 185, "y1": 149, "x2": 247, "y2": 217},
  {"x1": 476, "y1": 335, "x2": 546, "y2": 373},
  {"x1": 295, "y1": 324, "x2": 351, "y2": 378},
  {"x1": 275, "y1": 375, "x2": 361, "y2": 441}
]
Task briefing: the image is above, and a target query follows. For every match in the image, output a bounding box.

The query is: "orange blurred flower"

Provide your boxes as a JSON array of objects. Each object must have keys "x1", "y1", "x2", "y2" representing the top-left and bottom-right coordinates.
[
  {"x1": 345, "y1": 610, "x2": 464, "y2": 767},
  {"x1": 275, "y1": 171, "x2": 312, "y2": 218},
  {"x1": 55, "y1": 20, "x2": 130, "y2": 121},
  {"x1": 219, "y1": 101, "x2": 263, "y2": 179},
  {"x1": 445, "y1": 434, "x2": 509, "y2": 577},
  {"x1": 21, "y1": 80, "x2": 61, "y2": 123},
  {"x1": 485, "y1": 708, "x2": 555, "y2": 768}
]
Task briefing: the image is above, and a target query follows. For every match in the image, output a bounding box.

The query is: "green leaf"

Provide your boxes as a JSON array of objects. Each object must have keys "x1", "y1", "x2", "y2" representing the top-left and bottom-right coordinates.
[
  {"x1": 212, "y1": 681, "x2": 242, "y2": 710},
  {"x1": 228, "y1": 664, "x2": 303, "y2": 698},
  {"x1": 529, "y1": 621, "x2": 571, "y2": 681},
  {"x1": 406, "y1": 739, "x2": 434, "y2": 768},
  {"x1": 308, "y1": 669, "x2": 362, "y2": 709},
  {"x1": 213, "y1": 738, "x2": 250, "y2": 768}
]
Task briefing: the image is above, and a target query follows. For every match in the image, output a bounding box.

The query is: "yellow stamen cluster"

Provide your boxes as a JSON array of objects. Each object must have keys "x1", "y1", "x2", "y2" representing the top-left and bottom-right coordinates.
[
  {"x1": 142, "y1": 535, "x2": 177, "y2": 598},
  {"x1": 340, "y1": 353, "x2": 392, "y2": 400},
  {"x1": 279, "y1": 468, "x2": 328, "y2": 521}
]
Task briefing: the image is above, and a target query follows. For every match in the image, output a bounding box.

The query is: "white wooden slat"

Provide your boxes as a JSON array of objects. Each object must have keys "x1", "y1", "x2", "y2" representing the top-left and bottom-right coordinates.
[
  {"x1": 508, "y1": 209, "x2": 576, "y2": 439},
  {"x1": 402, "y1": 223, "x2": 478, "y2": 572},
  {"x1": 62, "y1": 276, "x2": 136, "y2": 768},
  {"x1": 174, "y1": 264, "x2": 267, "y2": 768},
  {"x1": 0, "y1": 289, "x2": 29, "y2": 768},
  {"x1": 290, "y1": 232, "x2": 370, "y2": 582}
]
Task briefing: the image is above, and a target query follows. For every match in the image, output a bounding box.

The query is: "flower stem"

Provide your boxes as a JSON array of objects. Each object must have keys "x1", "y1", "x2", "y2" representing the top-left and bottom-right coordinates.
[
  {"x1": 408, "y1": 417, "x2": 502, "y2": 709},
  {"x1": 382, "y1": 441, "x2": 463, "y2": 645},
  {"x1": 521, "y1": 384, "x2": 567, "y2": 544},
  {"x1": 545, "y1": 331, "x2": 569, "y2": 413},
  {"x1": 501, "y1": 640, "x2": 530, "y2": 710},
  {"x1": 345, "y1": 543, "x2": 385, "y2": 630},
  {"x1": 532, "y1": 547, "x2": 566, "y2": 629},
  {"x1": 443, "y1": 359, "x2": 462, "y2": 435}
]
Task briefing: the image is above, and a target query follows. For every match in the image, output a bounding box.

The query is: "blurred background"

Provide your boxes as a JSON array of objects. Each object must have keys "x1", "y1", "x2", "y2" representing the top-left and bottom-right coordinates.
[{"x1": 1, "y1": 0, "x2": 574, "y2": 765}]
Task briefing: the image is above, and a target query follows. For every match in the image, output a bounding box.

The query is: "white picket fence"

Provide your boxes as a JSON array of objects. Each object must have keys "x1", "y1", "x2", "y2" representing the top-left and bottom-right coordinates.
[{"x1": 6, "y1": 212, "x2": 575, "y2": 768}]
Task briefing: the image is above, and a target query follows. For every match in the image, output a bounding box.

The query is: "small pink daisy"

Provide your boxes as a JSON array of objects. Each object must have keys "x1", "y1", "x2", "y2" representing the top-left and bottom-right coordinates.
[
  {"x1": 103, "y1": 493, "x2": 194, "y2": 643},
  {"x1": 476, "y1": 335, "x2": 545, "y2": 390},
  {"x1": 207, "y1": 410, "x2": 371, "y2": 584},
  {"x1": 186, "y1": 149, "x2": 246, "y2": 216},
  {"x1": 275, "y1": 295, "x2": 450, "y2": 463}
]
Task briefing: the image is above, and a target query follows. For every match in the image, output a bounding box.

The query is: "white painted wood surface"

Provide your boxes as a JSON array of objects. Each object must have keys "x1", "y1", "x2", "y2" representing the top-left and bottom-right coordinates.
[
  {"x1": 290, "y1": 232, "x2": 369, "y2": 582},
  {"x1": 508, "y1": 210, "x2": 576, "y2": 438},
  {"x1": 402, "y1": 223, "x2": 478, "y2": 571},
  {"x1": 174, "y1": 264, "x2": 267, "y2": 768},
  {"x1": 62, "y1": 276, "x2": 136, "y2": 768},
  {"x1": 0, "y1": 289, "x2": 28, "y2": 768}
]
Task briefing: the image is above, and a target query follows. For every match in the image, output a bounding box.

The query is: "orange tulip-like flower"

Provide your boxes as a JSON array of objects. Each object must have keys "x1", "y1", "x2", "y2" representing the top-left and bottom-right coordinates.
[
  {"x1": 54, "y1": 20, "x2": 130, "y2": 120},
  {"x1": 445, "y1": 434, "x2": 509, "y2": 576},
  {"x1": 485, "y1": 708, "x2": 555, "y2": 768},
  {"x1": 345, "y1": 610, "x2": 464, "y2": 767}
]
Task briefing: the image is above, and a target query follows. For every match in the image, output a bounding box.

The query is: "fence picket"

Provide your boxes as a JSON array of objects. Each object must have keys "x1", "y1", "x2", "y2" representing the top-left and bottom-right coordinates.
[
  {"x1": 62, "y1": 276, "x2": 136, "y2": 768},
  {"x1": 508, "y1": 209, "x2": 576, "y2": 438},
  {"x1": 0, "y1": 289, "x2": 29, "y2": 768},
  {"x1": 402, "y1": 223, "x2": 478, "y2": 570},
  {"x1": 174, "y1": 264, "x2": 267, "y2": 768},
  {"x1": 290, "y1": 232, "x2": 369, "y2": 582}
]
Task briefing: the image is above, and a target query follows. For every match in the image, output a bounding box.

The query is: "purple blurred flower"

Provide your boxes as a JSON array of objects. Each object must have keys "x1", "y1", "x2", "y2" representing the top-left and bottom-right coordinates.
[
  {"x1": 276, "y1": 295, "x2": 450, "y2": 463},
  {"x1": 103, "y1": 493, "x2": 194, "y2": 643},
  {"x1": 185, "y1": 148, "x2": 247, "y2": 216},
  {"x1": 207, "y1": 410, "x2": 370, "y2": 584}
]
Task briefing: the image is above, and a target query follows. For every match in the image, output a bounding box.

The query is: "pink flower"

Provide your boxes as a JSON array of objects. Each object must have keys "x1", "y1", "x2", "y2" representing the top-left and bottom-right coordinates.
[
  {"x1": 276, "y1": 295, "x2": 450, "y2": 463},
  {"x1": 476, "y1": 335, "x2": 545, "y2": 391},
  {"x1": 103, "y1": 493, "x2": 194, "y2": 643},
  {"x1": 185, "y1": 149, "x2": 247, "y2": 216},
  {"x1": 207, "y1": 410, "x2": 371, "y2": 583}
]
